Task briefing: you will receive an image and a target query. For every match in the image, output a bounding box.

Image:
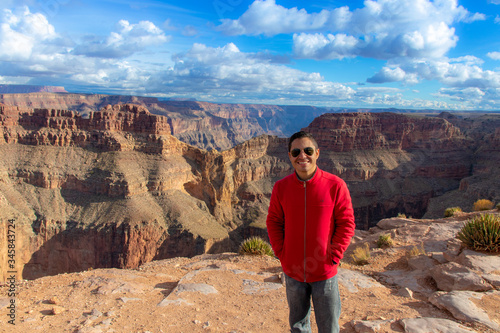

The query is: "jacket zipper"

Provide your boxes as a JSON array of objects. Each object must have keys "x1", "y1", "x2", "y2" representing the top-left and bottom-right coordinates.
[{"x1": 303, "y1": 180, "x2": 307, "y2": 282}]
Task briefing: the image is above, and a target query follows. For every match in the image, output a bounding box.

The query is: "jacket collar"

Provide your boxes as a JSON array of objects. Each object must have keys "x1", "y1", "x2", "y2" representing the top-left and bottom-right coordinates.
[{"x1": 294, "y1": 167, "x2": 321, "y2": 184}]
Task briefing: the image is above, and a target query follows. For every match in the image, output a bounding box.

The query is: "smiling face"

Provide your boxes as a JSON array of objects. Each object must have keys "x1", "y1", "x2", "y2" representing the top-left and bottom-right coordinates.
[{"x1": 288, "y1": 137, "x2": 319, "y2": 180}]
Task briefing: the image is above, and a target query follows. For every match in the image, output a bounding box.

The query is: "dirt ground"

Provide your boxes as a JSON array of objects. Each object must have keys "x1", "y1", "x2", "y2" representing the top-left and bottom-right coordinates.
[{"x1": 1, "y1": 247, "x2": 497, "y2": 333}]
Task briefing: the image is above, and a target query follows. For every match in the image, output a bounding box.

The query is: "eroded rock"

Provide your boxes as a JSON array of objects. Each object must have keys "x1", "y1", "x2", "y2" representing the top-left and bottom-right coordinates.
[
  {"x1": 430, "y1": 262, "x2": 492, "y2": 292},
  {"x1": 429, "y1": 290, "x2": 500, "y2": 331}
]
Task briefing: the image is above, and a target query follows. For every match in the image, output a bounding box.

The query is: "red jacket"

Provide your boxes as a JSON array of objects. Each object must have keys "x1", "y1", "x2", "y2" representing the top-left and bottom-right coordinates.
[{"x1": 266, "y1": 168, "x2": 355, "y2": 282}]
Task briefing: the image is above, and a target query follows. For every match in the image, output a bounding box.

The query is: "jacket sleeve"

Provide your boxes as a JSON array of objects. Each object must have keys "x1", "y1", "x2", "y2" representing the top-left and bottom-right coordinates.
[
  {"x1": 330, "y1": 180, "x2": 356, "y2": 264},
  {"x1": 266, "y1": 182, "x2": 285, "y2": 259}
]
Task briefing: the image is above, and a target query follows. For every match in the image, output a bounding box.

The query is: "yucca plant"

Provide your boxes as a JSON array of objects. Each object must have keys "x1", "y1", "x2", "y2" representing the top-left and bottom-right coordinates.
[
  {"x1": 239, "y1": 237, "x2": 274, "y2": 256},
  {"x1": 377, "y1": 234, "x2": 393, "y2": 249},
  {"x1": 351, "y1": 243, "x2": 371, "y2": 265},
  {"x1": 473, "y1": 199, "x2": 494, "y2": 211},
  {"x1": 444, "y1": 206, "x2": 462, "y2": 217},
  {"x1": 457, "y1": 214, "x2": 500, "y2": 253}
]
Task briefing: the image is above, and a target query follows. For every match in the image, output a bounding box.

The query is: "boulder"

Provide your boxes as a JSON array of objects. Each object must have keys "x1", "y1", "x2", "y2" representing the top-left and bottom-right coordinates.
[
  {"x1": 337, "y1": 268, "x2": 385, "y2": 293},
  {"x1": 351, "y1": 319, "x2": 393, "y2": 332},
  {"x1": 378, "y1": 270, "x2": 434, "y2": 295},
  {"x1": 400, "y1": 317, "x2": 476, "y2": 333},
  {"x1": 455, "y1": 249, "x2": 500, "y2": 274},
  {"x1": 376, "y1": 218, "x2": 415, "y2": 230},
  {"x1": 407, "y1": 255, "x2": 436, "y2": 271},
  {"x1": 429, "y1": 290, "x2": 500, "y2": 331},
  {"x1": 430, "y1": 262, "x2": 492, "y2": 292}
]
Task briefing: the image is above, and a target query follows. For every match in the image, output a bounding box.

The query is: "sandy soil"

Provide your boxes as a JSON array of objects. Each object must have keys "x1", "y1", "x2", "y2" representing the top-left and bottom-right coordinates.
[{"x1": 1, "y1": 247, "x2": 497, "y2": 333}]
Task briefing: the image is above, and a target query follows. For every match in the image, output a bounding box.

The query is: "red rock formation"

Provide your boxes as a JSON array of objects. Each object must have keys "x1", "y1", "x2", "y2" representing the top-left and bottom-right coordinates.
[
  {"x1": 0, "y1": 93, "x2": 328, "y2": 150},
  {"x1": 302, "y1": 112, "x2": 479, "y2": 229},
  {"x1": 306, "y1": 112, "x2": 465, "y2": 152},
  {"x1": 0, "y1": 103, "x2": 290, "y2": 280}
]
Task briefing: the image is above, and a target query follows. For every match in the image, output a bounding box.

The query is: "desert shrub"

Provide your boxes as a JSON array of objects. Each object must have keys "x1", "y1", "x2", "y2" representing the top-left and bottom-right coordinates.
[
  {"x1": 407, "y1": 242, "x2": 426, "y2": 257},
  {"x1": 444, "y1": 206, "x2": 462, "y2": 217},
  {"x1": 457, "y1": 214, "x2": 500, "y2": 253},
  {"x1": 377, "y1": 234, "x2": 393, "y2": 248},
  {"x1": 239, "y1": 237, "x2": 274, "y2": 256},
  {"x1": 351, "y1": 243, "x2": 370, "y2": 265},
  {"x1": 473, "y1": 199, "x2": 494, "y2": 211},
  {"x1": 397, "y1": 213, "x2": 407, "y2": 218},
  {"x1": 497, "y1": 203, "x2": 500, "y2": 211}
]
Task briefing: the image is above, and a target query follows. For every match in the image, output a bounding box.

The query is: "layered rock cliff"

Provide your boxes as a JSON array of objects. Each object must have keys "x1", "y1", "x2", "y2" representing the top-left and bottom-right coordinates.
[
  {"x1": 0, "y1": 103, "x2": 291, "y2": 281},
  {"x1": 302, "y1": 112, "x2": 481, "y2": 229},
  {"x1": 0, "y1": 93, "x2": 328, "y2": 150},
  {"x1": 1, "y1": 103, "x2": 498, "y2": 282}
]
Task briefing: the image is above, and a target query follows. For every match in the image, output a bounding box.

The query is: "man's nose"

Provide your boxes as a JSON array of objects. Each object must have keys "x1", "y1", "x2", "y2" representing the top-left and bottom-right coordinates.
[{"x1": 298, "y1": 150, "x2": 308, "y2": 158}]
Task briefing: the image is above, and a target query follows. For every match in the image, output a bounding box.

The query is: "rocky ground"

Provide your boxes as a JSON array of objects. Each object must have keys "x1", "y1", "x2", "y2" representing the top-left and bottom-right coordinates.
[{"x1": 1, "y1": 210, "x2": 499, "y2": 333}]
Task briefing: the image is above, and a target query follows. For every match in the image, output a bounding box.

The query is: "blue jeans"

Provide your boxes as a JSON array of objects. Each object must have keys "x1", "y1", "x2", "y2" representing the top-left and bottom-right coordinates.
[{"x1": 285, "y1": 274, "x2": 341, "y2": 333}]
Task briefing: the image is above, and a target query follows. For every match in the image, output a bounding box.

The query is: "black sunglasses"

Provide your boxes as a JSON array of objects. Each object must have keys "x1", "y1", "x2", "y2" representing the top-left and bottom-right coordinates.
[{"x1": 290, "y1": 147, "x2": 315, "y2": 157}]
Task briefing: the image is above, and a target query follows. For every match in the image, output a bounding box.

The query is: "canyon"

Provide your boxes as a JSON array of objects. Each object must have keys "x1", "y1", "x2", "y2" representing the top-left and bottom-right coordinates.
[
  {"x1": 0, "y1": 92, "x2": 328, "y2": 151},
  {"x1": 0, "y1": 93, "x2": 499, "y2": 282}
]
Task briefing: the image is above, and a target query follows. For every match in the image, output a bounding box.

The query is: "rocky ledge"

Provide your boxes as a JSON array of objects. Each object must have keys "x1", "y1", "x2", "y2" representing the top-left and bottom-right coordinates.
[{"x1": 1, "y1": 210, "x2": 499, "y2": 333}]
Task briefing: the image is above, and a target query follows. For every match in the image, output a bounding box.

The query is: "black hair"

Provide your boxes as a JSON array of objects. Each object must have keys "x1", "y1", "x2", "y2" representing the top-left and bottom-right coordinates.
[{"x1": 288, "y1": 131, "x2": 318, "y2": 152}]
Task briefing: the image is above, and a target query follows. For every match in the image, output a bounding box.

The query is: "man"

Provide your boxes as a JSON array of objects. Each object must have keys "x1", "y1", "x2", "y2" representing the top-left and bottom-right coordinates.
[{"x1": 266, "y1": 131, "x2": 355, "y2": 333}]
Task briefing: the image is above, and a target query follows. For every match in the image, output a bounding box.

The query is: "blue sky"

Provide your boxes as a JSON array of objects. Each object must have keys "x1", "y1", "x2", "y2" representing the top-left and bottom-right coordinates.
[{"x1": 1, "y1": 0, "x2": 500, "y2": 110}]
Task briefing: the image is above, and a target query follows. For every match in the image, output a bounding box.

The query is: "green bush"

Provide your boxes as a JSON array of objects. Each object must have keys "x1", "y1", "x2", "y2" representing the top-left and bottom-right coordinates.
[
  {"x1": 497, "y1": 203, "x2": 500, "y2": 211},
  {"x1": 457, "y1": 214, "x2": 500, "y2": 253},
  {"x1": 377, "y1": 234, "x2": 393, "y2": 248},
  {"x1": 473, "y1": 199, "x2": 494, "y2": 211},
  {"x1": 239, "y1": 237, "x2": 274, "y2": 256},
  {"x1": 351, "y1": 243, "x2": 370, "y2": 265},
  {"x1": 444, "y1": 207, "x2": 462, "y2": 217}
]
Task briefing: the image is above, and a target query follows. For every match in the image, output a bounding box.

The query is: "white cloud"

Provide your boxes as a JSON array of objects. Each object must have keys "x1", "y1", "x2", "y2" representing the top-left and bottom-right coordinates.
[
  {"x1": 361, "y1": 57, "x2": 500, "y2": 109},
  {"x1": 294, "y1": 21, "x2": 458, "y2": 60},
  {"x1": 367, "y1": 57, "x2": 500, "y2": 90},
  {"x1": 72, "y1": 20, "x2": 171, "y2": 58},
  {"x1": 0, "y1": 6, "x2": 57, "y2": 61},
  {"x1": 146, "y1": 43, "x2": 355, "y2": 103},
  {"x1": 293, "y1": 33, "x2": 358, "y2": 60},
  {"x1": 367, "y1": 66, "x2": 408, "y2": 83},
  {"x1": 1, "y1": 4, "x2": 497, "y2": 110},
  {"x1": 0, "y1": 6, "x2": 166, "y2": 93},
  {"x1": 0, "y1": 6, "x2": 356, "y2": 104},
  {"x1": 218, "y1": 0, "x2": 483, "y2": 61},
  {"x1": 435, "y1": 87, "x2": 500, "y2": 108},
  {"x1": 437, "y1": 87, "x2": 485, "y2": 102},
  {"x1": 353, "y1": 87, "x2": 453, "y2": 109},
  {"x1": 294, "y1": 1, "x2": 470, "y2": 60},
  {"x1": 427, "y1": 61, "x2": 500, "y2": 88},
  {"x1": 182, "y1": 25, "x2": 198, "y2": 37},
  {"x1": 487, "y1": 52, "x2": 500, "y2": 60},
  {"x1": 460, "y1": 12, "x2": 486, "y2": 23},
  {"x1": 216, "y1": 0, "x2": 350, "y2": 36},
  {"x1": 495, "y1": 15, "x2": 500, "y2": 24}
]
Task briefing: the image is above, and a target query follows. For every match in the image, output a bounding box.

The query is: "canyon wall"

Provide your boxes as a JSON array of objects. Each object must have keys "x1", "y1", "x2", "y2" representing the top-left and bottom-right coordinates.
[
  {"x1": 1, "y1": 102, "x2": 499, "y2": 281},
  {"x1": 304, "y1": 113, "x2": 475, "y2": 228},
  {"x1": 0, "y1": 103, "x2": 290, "y2": 281},
  {"x1": 0, "y1": 85, "x2": 67, "y2": 94},
  {"x1": 0, "y1": 93, "x2": 328, "y2": 150}
]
